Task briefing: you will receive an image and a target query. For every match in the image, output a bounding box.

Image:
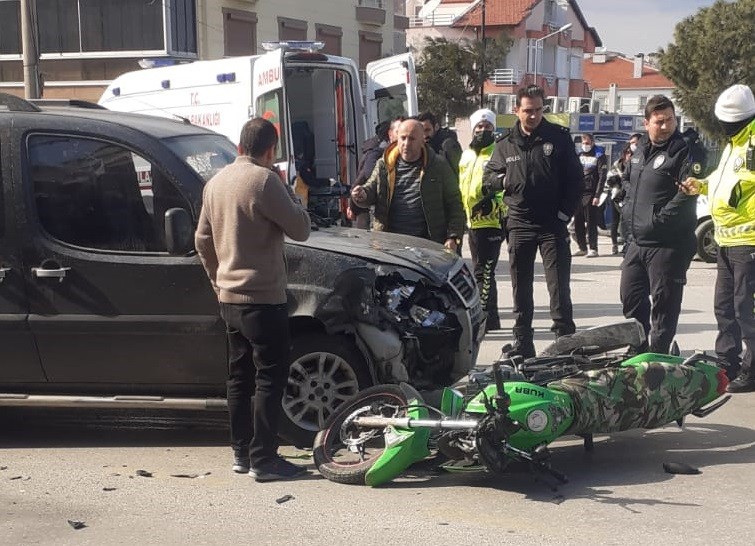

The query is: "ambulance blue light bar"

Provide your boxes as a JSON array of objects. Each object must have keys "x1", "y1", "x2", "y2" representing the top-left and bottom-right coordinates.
[{"x1": 261, "y1": 41, "x2": 325, "y2": 53}]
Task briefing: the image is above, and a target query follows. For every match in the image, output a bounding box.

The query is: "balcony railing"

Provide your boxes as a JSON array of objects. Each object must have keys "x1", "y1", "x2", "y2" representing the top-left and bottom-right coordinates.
[
  {"x1": 489, "y1": 69, "x2": 523, "y2": 86},
  {"x1": 358, "y1": 0, "x2": 385, "y2": 8},
  {"x1": 409, "y1": 13, "x2": 456, "y2": 27}
]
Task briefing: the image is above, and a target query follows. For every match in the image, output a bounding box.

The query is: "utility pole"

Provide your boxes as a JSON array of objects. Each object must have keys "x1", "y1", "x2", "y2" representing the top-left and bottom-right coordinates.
[
  {"x1": 21, "y1": 0, "x2": 41, "y2": 99},
  {"x1": 479, "y1": 0, "x2": 486, "y2": 108}
]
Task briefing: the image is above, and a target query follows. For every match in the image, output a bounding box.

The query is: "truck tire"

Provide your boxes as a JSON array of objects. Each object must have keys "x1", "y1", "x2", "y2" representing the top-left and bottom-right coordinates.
[
  {"x1": 695, "y1": 219, "x2": 718, "y2": 263},
  {"x1": 278, "y1": 333, "x2": 371, "y2": 447}
]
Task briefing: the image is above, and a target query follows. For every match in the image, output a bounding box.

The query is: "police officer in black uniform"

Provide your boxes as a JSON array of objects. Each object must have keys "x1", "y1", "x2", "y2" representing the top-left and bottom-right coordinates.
[
  {"x1": 620, "y1": 95, "x2": 699, "y2": 353},
  {"x1": 483, "y1": 85, "x2": 583, "y2": 357}
]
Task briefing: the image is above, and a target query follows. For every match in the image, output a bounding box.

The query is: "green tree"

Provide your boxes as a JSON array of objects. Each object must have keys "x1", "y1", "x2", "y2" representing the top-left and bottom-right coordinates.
[
  {"x1": 415, "y1": 35, "x2": 511, "y2": 122},
  {"x1": 658, "y1": 0, "x2": 755, "y2": 139}
]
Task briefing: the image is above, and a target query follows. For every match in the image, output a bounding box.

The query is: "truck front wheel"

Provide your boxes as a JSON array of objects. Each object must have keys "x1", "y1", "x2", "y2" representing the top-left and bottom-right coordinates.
[{"x1": 278, "y1": 333, "x2": 371, "y2": 447}]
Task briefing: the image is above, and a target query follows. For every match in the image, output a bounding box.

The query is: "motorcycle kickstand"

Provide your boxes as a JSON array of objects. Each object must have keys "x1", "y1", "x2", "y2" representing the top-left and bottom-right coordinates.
[{"x1": 579, "y1": 434, "x2": 594, "y2": 452}]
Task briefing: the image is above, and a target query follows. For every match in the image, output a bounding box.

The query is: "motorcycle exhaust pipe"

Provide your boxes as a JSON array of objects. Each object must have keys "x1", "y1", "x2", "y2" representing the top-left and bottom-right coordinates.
[{"x1": 352, "y1": 416, "x2": 478, "y2": 430}]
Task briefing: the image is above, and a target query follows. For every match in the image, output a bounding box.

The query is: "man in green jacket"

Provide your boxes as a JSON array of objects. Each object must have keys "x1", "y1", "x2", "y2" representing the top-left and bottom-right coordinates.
[
  {"x1": 351, "y1": 119, "x2": 465, "y2": 252},
  {"x1": 682, "y1": 84, "x2": 755, "y2": 393}
]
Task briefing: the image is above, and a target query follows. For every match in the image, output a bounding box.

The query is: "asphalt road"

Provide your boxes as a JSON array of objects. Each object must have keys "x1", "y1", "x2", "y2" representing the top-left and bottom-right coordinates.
[{"x1": 2, "y1": 248, "x2": 754, "y2": 545}]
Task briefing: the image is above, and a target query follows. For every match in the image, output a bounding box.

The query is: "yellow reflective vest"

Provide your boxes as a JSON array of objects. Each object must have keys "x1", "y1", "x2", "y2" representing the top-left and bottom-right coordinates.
[
  {"x1": 700, "y1": 119, "x2": 755, "y2": 247},
  {"x1": 458, "y1": 144, "x2": 506, "y2": 229}
]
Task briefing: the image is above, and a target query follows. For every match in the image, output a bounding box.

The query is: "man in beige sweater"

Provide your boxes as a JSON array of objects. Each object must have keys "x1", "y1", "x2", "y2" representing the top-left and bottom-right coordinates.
[{"x1": 196, "y1": 118, "x2": 311, "y2": 481}]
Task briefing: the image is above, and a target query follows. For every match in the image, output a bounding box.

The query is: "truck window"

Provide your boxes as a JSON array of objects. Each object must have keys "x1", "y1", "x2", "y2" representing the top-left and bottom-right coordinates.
[
  {"x1": 374, "y1": 84, "x2": 410, "y2": 125},
  {"x1": 26, "y1": 135, "x2": 188, "y2": 253},
  {"x1": 163, "y1": 135, "x2": 237, "y2": 182},
  {"x1": 256, "y1": 89, "x2": 287, "y2": 162}
]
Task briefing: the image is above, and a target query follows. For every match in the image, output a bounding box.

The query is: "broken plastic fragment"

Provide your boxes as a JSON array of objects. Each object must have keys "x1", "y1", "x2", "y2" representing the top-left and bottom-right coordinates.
[
  {"x1": 135, "y1": 469, "x2": 153, "y2": 478},
  {"x1": 67, "y1": 520, "x2": 87, "y2": 530},
  {"x1": 275, "y1": 494, "x2": 294, "y2": 504},
  {"x1": 170, "y1": 472, "x2": 211, "y2": 479},
  {"x1": 102, "y1": 487, "x2": 117, "y2": 491},
  {"x1": 663, "y1": 462, "x2": 701, "y2": 475}
]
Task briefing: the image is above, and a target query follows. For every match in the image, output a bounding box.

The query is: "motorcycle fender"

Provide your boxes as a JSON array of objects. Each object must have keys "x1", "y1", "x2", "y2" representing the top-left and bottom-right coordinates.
[{"x1": 365, "y1": 399, "x2": 431, "y2": 487}]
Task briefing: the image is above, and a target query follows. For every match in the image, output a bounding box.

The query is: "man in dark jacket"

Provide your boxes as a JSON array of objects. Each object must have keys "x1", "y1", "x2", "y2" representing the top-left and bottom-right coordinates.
[
  {"x1": 418, "y1": 111, "x2": 463, "y2": 176},
  {"x1": 620, "y1": 95, "x2": 698, "y2": 353},
  {"x1": 351, "y1": 119, "x2": 464, "y2": 251},
  {"x1": 483, "y1": 85, "x2": 583, "y2": 357},
  {"x1": 574, "y1": 133, "x2": 608, "y2": 257},
  {"x1": 348, "y1": 120, "x2": 390, "y2": 228}
]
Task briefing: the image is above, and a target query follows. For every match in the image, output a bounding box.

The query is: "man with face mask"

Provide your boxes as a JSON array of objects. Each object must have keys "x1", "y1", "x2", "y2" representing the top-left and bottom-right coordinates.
[
  {"x1": 620, "y1": 95, "x2": 699, "y2": 354},
  {"x1": 459, "y1": 108, "x2": 506, "y2": 331},
  {"x1": 573, "y1": 133, "x2": 608, "y2": 257},
  {"x1": 682, "y1": 84, "x2": 755, "y2": 392}
]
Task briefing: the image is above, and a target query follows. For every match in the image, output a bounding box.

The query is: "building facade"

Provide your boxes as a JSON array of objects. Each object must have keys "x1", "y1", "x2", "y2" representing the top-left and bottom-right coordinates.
[
  {"x1": 0, "y1": 0, "x2": 409, "y2": 101},
  {"x1": 405, "y1": 0, "x2": 602, "y2": 112}
]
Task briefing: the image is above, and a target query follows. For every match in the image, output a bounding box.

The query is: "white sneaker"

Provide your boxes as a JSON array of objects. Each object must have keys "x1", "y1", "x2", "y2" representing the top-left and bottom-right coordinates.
[{"x1": 586, "y1": 249, "x2": 599, "y2": 258}]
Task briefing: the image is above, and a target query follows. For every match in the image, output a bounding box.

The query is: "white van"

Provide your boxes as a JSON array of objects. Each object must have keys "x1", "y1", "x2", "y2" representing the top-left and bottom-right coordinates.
[{"x1": 99, "y1": 42, "x2": 417, "y2": 188}]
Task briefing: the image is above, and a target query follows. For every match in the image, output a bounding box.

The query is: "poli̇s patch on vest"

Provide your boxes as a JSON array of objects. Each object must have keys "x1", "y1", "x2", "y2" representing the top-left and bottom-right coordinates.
[
  {"x1": 653, "y1": 154, "x2": 666, "y2": 169},
  {"x1": 543, "y1": 143, "x2": 554, "y2": 156}
]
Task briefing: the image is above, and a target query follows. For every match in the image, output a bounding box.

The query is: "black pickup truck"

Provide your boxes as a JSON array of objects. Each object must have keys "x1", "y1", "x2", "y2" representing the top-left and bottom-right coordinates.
[{"x1": 0, "y1": 94, "x2": 484, "y2": 445}]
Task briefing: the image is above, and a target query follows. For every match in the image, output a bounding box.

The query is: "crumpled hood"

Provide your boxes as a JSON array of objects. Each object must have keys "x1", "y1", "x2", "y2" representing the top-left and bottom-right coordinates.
[{"x1": 287, "y1": 227, "x2": 459, "y2": 284}]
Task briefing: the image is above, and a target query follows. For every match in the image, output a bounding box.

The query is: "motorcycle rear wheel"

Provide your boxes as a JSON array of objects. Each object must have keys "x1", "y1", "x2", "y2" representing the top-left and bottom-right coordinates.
[{"x1": 313, "y1": 385, "x2": 408, "y2": 485}]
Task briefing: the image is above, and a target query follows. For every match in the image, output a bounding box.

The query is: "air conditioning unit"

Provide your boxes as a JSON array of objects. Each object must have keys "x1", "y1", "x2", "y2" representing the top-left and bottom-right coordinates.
[
  {"x1": 487, "y1": 94, "x2": 516, "y2": 114},
  {"x1": 568, "y1": 97, "x2": 600, "y2": 114}
]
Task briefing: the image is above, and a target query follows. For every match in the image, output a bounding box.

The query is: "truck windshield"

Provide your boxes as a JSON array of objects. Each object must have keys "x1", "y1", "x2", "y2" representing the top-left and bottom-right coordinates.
[{"x1": 163, "y1": 135, "x2": 238, "y2": 182}]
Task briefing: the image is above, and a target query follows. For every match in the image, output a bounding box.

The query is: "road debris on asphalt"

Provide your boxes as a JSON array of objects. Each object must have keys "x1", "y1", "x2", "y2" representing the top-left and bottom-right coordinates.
[
  {"x1": 170, "y1": 472, "x2": 211, "y2": 479},
  {"x1": 663, "y1": 462, "x2": 701, "y2": 475},
  {"x1": 135, "y1": 469, "x2": 153, "y2": 478},
  {"x1": 275, "y1": 494, "x2": 294, "y2": 504},
  {"x1": 67, "y1": 520, "x2": 87, "y2": 530}
]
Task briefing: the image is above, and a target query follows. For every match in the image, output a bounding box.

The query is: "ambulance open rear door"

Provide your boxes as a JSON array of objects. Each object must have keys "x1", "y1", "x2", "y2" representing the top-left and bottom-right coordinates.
[{"x1": 364, "y1": 53, "x2": 418, "y2": 134}]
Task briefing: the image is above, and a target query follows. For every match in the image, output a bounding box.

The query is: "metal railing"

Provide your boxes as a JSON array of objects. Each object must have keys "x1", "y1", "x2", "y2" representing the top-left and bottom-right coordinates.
[
  {"x1": 488, "y1": 69, "x2": 522, "y2": 86},
  {"x1": 409, "y1": 13, "x2": 456, "y2": 27},
  {"x1": 358, "y1": 0, "x2": 385, "y2": 8}
]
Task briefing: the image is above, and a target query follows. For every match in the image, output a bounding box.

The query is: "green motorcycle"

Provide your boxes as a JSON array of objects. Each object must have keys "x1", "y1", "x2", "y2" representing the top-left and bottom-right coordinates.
[{"x1": 313, "y1": 321, "x2": 731, "y2": 486}]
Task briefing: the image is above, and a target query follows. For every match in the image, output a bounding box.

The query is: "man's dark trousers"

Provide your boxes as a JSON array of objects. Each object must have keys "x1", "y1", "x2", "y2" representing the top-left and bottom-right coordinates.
[
  {"x1": 508, "y1": 227, "x2": 576, "y2": 340},
  {"x1": 714, "y1": 245, "x2": 755, "y2": 378},
  {"x1": 220, "y1": 302, "x2": 290, "y2": 467},
  {"x1": 573, "y1": 196, "x2": 600, "y2": 251},
  {"x1": 620, "y1": 243, "x2": 694, "y2": 353},
  {"x1": 469, "y1": 226, "x2": 504, "y2": 331}
]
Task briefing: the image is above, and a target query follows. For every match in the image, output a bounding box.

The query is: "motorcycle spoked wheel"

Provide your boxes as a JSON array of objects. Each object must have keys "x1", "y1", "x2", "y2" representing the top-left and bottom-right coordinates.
[{"x1": 313, "y1": 385, "x2": 409, "y2": 485}]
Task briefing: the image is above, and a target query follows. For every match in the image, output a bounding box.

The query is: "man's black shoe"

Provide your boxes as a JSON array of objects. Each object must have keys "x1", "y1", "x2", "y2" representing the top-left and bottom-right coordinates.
[
  {"x1": 249, "y1": 456, "x2": 309, "y2": 482},
  {"x1": 232, "y1": 451, "x2": 250, "y2": 473},
  {"x1": 727, "y1": 372, "x2": 755, "y2": 393}
]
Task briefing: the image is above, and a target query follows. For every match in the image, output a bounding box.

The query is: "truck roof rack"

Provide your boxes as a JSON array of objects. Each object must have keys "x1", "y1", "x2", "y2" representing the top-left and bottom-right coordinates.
[
  {"x1": 29, "y1": 98, "x2": 105, "y2": 109},
  {"x1": 0, "y1": 93, "x2": 42, "y2": 113}
]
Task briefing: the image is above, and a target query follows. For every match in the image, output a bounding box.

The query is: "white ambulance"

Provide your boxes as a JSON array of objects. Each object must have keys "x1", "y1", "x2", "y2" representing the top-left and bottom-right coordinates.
[{"x1": 99, "y1": 42, "x2": 417, "y2": 188}]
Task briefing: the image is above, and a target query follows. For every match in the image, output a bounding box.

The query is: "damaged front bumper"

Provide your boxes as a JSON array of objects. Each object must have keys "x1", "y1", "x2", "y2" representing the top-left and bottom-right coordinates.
[{"x1": 315, "y1": 259, "x2": 485, "y2": 390}]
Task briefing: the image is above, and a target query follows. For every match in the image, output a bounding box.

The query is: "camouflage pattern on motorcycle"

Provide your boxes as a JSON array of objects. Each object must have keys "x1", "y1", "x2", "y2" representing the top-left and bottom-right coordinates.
[{"x1": 550, "y1": 354, "x2": 722, "y2": 435}]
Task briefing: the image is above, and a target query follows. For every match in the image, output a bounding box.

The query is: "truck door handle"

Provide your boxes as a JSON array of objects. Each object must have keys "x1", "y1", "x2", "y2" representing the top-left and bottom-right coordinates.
[
  {"x1": 0, "y1": 267, "x2": 10, "y2": 283},
  {"x1": 32, "y1": 266, "x2": 71, "y2": 283}
]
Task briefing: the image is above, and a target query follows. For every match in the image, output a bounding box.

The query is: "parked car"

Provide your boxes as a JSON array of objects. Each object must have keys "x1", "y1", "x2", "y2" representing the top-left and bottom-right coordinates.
[{"x1": 0, "y1": 94, "x2": 484, "y2": 446}]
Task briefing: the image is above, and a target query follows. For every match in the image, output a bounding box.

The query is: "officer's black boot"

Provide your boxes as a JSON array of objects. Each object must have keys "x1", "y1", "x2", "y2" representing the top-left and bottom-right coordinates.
[
  {"x1": 510, "y1": 327, "x2": 536, "y2": 359},
  {"x1": 727, "y1": 366, "x2": 755, "y2": 393}
]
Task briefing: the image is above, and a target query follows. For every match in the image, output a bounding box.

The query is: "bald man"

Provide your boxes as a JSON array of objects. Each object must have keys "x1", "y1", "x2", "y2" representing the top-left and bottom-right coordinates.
[{"x1": 351, "y1": 119, "x2": 464, "y2": 251}]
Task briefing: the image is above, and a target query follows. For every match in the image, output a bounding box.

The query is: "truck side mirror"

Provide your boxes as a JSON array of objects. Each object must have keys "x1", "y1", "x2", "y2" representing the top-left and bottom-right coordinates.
[{"x1": 164, "y1": 208, "x2": 193, "y2": 255}]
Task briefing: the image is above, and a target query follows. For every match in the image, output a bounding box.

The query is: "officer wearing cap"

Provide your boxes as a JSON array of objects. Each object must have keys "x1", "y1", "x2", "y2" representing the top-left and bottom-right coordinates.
[
  {"x1": 682, "y1": 84, "x2": 755, "y2": 393},
  {"x1": 459, "y1": 108, "x2": 506, "y2": 331}
]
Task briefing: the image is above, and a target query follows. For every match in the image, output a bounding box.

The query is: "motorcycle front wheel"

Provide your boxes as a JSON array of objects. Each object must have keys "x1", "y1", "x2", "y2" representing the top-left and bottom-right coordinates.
[{"x1": 312, "y1": 384, "x2": 408, "y2": 485}]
